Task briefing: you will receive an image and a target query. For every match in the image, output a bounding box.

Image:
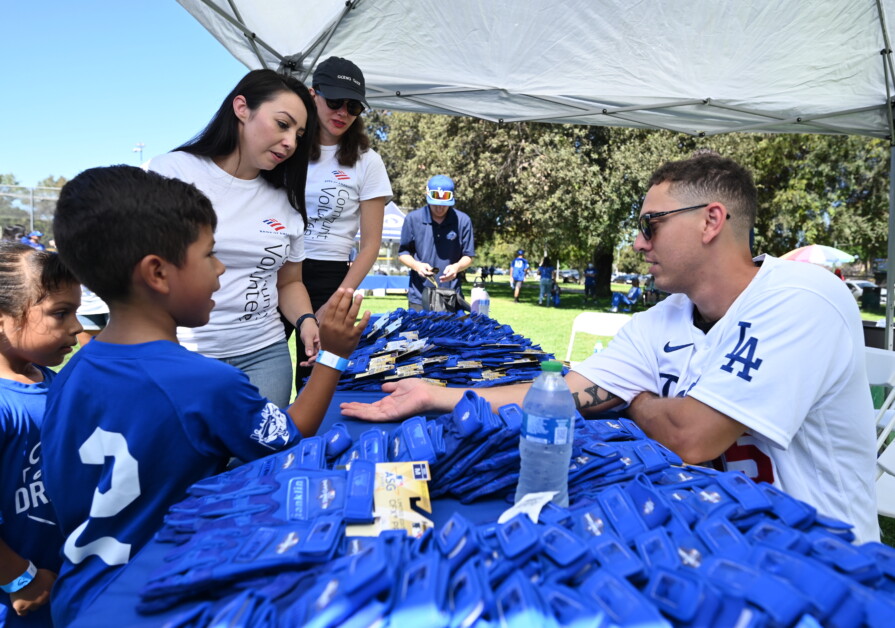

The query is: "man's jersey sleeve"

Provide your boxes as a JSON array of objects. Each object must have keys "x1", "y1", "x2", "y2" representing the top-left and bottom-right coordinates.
[{"x1": 571, "y1": 314, "x2": 659, "y2": 404}]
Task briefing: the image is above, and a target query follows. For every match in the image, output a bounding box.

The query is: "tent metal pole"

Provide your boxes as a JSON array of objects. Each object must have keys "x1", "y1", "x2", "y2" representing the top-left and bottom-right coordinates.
[
  {"x1": 885, "y1": 145, "x2": 895, "y2": 350},
  {"x1": 224, "y1": 0, "x2": 268, "y2": 69},
  {"x1": 873, "y1": 0, "x2": 895, "y2": 349},
  {"x1": 194, "y1": 0, "x2": 283, "y2": 67}
]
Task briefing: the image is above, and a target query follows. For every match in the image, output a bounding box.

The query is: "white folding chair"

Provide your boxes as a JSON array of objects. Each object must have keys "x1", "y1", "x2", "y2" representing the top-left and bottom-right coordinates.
[
  {"x1": 878, "y1": 445, "x2": 895, "y2": 518},
  {"x1": 864, "y1": 346, "x2": 895, "y2": 451},
  {"x1": 564, "y1": 312, "x2": 631, "y2": 364},
  {"x1": 864, "y1": 346, "x2": 895, "y2": 522}
]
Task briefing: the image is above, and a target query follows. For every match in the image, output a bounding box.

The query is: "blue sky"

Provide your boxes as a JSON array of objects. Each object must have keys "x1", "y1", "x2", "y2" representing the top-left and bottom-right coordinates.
[{"x1": 2, "y1": 1, "x2": 250, "y2": 188}]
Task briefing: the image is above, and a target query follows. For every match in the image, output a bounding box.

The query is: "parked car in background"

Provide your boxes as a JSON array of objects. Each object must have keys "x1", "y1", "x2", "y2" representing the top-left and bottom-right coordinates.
[
  {"x1": 612, "y1": 273, "x2": 638, "y2": 284},
  {"x1": 845, "y1": 279, "x2": 887, "y2": 305},
  {"x1": 559, "y1": 269, "x2": 580, "y2": 283}
]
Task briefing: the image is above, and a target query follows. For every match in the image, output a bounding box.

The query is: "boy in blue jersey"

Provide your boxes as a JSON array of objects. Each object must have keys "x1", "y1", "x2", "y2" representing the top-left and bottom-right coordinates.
[
  {"x1": 510, "y1": 249, "x2": 529, "y2": 303},
  {"x1": 41, "y1": 166, "x2": 370, "y2": 627}
]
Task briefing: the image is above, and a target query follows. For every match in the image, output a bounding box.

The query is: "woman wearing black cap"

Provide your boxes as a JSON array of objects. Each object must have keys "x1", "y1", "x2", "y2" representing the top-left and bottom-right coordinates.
[{"x1": 292, "y1": 56, "x2": 392, "y2": 390}]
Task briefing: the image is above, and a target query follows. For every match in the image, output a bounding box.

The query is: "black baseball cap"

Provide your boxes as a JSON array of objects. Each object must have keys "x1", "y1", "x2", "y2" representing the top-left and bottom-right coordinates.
[{"x1": 312, "y1": 57, "x2": 368, "y2": 107}]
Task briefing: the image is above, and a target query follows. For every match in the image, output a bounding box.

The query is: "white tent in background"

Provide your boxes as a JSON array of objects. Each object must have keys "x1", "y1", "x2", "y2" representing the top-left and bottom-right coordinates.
[
  {"x1": 176, "y1": 0, "x2": 895, "y2": 343},
  {"x1": 353, "y1": 201, "x2": 404, "y2": 241},
  {"x1": 381, "y1": 201, "x2": 404, "y2": 242}
]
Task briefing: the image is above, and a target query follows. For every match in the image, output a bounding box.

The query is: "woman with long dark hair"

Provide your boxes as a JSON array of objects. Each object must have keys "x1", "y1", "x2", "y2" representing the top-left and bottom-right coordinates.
[
  {"x1": 146, "y1": 69, "x2": 318, "y2": 407},
  {"x1": 292, "y1": 57, "x2": 392, "y2": 389}
]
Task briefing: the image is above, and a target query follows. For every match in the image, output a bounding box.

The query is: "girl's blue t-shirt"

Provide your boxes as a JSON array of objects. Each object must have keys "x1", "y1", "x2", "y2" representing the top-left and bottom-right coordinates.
[{"x1": 0, "y1": 365, "x2": 63, "y2": 627}]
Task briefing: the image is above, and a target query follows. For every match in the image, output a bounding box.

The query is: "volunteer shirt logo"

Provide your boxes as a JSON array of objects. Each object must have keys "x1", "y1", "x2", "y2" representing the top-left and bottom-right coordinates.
[
  {"x1": 262, "y1": 218, "x2": 285, "y2": 232},
  {"x1": 332, "y1": 170, "x2": 350, "y2": 181}
]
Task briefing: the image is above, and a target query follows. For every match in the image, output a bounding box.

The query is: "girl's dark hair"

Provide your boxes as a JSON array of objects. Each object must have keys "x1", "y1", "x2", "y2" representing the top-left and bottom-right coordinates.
[
  {"x1": 0, "y1": 241, "x2": 77, "y2": 324},
  {"x1": 541, "y1": 256, "x2": 553, "y2": 267},
  {"x1": 309, "y1": 85, "x2": 371, "y2": 166},
  {"x1": 176, "y1": 69, "x2": 317, "y2": 224}
]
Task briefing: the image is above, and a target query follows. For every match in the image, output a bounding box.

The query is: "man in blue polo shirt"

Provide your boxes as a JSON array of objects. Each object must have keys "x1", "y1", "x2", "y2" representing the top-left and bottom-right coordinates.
[{"x1": 399, "y1": 175, "x2": 475, "y2": 310}]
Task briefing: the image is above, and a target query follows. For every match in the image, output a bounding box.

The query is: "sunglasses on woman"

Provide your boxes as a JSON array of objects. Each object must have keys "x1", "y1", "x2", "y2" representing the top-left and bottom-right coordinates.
[{"x1": 316, "y1": 88, "x2": 365, "y2": 116}]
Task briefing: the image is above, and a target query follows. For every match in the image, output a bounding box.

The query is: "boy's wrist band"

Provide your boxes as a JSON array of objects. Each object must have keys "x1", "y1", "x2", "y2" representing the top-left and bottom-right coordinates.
[
  {"x1": 317, "y1": 350, "x2": 349, "y2": 373},
  {"x1": 2, "y1": 561, "x2": 37, "y2": 593},
  {"x1": 296, "y1": 313, "x2": 318, "y2": 329}
]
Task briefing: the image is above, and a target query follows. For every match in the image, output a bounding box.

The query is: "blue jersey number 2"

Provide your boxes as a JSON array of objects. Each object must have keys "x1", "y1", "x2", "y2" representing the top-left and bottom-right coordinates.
[{"x1": 63, "y1": 427, "x2": 141, "y2": 566}]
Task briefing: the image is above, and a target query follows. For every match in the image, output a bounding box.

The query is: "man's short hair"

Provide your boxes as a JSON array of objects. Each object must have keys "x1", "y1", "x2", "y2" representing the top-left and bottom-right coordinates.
[
  {"x1": 54, "y1": 165, "x2": 217, "y2": 302},
  {"x1": 647, "y1": 154, "x2": 757, "y2": 237}
]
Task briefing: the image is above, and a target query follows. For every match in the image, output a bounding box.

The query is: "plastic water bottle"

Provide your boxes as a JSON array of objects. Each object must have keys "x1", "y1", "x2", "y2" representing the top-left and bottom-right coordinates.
[
  {"x1": 470, "y1": 281, "x2": 490, "y2": 317},
  {"x1": 593, "y1": 340, "x2": 604, "y2": 354},
  {"x1": 515, "y1": 360, "x2": 575, "y2": 507}
]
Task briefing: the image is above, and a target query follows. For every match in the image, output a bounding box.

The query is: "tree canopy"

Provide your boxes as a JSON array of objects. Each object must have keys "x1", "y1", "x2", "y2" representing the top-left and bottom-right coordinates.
[{"x1": 367, "y1": 113, "x2": 890, "y2": 289}]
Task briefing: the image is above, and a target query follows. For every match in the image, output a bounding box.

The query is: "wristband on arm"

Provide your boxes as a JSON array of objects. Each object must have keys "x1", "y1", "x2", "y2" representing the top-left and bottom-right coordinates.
[
  {"x1": 317, "y1": 350, "x2": 349, "y2": 373},
  {"x1": 1, "y1": 561, "x2": 37, "y2": 593},
  {"x1": 295, "y1": 313, "x2": 318, "y2": 330}
]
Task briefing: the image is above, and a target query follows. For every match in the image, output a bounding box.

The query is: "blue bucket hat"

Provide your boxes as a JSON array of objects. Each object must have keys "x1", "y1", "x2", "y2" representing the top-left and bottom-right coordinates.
[{"x1": 426, "y1": 175, "x2": 455, "y2": 206}]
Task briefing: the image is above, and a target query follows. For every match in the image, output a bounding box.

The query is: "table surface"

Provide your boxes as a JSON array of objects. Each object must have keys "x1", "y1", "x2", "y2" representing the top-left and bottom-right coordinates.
[{"x1": 72, "y1": 391, "x2": 508, "y2": 627}]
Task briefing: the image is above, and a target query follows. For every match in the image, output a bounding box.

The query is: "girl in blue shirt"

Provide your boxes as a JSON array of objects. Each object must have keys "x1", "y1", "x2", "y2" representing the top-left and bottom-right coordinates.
[{"x1": 0, "y1": 242, "x2": 81, "y2": 626}]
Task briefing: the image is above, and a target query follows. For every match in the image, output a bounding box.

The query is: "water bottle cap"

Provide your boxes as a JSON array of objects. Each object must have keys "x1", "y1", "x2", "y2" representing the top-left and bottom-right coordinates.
[{"x1": 540, "y1": 360, "x2": 563, "y2": 373}]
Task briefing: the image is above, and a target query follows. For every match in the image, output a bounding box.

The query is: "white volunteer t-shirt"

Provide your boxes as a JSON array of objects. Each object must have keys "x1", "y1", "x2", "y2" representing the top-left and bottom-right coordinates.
[
  {"x1": 303, "y1": 145, "x2": 392, "y2": 260},
  {"x1": 146, "y1": 152, "x2": 305, "y2": 358},
  {"x1": 574, "y1": 256, "x2": 878, "y2": 543}
]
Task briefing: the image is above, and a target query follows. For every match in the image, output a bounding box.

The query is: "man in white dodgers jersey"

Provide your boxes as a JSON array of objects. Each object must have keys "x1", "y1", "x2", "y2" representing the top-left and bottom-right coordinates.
[
  {"x1": 574, "y1": 153, "x2": 878, "y2": 543},
  {"x1": 341, "y1": 153, "x2": 879, "y2": 543}
]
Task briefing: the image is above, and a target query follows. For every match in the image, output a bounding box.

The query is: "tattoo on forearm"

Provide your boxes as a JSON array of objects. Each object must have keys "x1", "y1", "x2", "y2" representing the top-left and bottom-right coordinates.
[{"x1": 573, "y1": 385, "x2": 618, "y2": 410}]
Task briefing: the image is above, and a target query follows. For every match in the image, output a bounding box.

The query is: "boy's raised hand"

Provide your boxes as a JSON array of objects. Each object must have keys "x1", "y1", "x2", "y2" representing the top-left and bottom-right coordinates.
[{"x1": 317, "y1": 288, "x2": 370, "y2": 359}]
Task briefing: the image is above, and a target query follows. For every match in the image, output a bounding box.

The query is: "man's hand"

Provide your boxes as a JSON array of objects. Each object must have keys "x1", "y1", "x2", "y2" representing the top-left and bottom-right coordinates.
[
  {"x1": 416, "y1": 263, "x2": 436, "y2": 278},
  {"x1": 10, "y1": 568, "x2": 56, "y2": 617},
  {"x1": 340, "y1": 378, "x2": 445, "y2": 422},
  {"x1": 439, "y1": 263, "x2": 460, "y2": 282},
  {"x1": 317, "y1": 288, "x2": 370, "y2": 360}
]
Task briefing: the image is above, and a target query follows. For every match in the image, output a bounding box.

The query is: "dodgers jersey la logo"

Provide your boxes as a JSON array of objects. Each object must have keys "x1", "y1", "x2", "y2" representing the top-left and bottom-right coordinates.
[{"x1": 720, "y1": 321, "x2": 763, "y2": 381}]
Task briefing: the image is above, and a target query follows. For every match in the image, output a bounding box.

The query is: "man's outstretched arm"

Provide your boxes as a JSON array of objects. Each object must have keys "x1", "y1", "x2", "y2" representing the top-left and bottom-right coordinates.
[{"x1": 339, "y1": 370, "x2": 624, "y2": 423}]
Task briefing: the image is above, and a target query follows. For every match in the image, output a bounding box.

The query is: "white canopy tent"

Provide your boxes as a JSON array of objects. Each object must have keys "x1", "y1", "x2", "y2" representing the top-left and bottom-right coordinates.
[{"x1": 177, "y1": 0, "x2": 895, "y2": 343}]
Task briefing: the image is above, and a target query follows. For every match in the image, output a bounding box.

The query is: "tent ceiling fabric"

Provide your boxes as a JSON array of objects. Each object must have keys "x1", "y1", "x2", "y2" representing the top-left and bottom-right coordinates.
[{"x1": 178, "y1": 0, "x2": 895, "y2": 138}]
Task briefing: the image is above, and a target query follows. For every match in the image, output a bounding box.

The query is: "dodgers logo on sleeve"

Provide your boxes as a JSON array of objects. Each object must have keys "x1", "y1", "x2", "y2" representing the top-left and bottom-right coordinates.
[
  {"x1": 720, "y1": 321, "x2": 763, "y2": 382},
  {"x1": 252, "y1": 403, "x2": 292, "y2": 449}
]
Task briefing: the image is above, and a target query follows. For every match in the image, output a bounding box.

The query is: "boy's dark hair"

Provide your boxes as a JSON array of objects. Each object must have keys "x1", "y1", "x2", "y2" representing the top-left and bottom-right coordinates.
[
  {"x1": 54, "y1": 165, "x2": 217, "y2": 302},
  {"x1": 0, "y1": 241, "x2": 77, "y2": 324},
  {"x1": 176, "y1": 69, "x2": 317, "y2": 224},
  {"x1": 647, "y1": 154, "x2": 757, "y2": 238}
]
